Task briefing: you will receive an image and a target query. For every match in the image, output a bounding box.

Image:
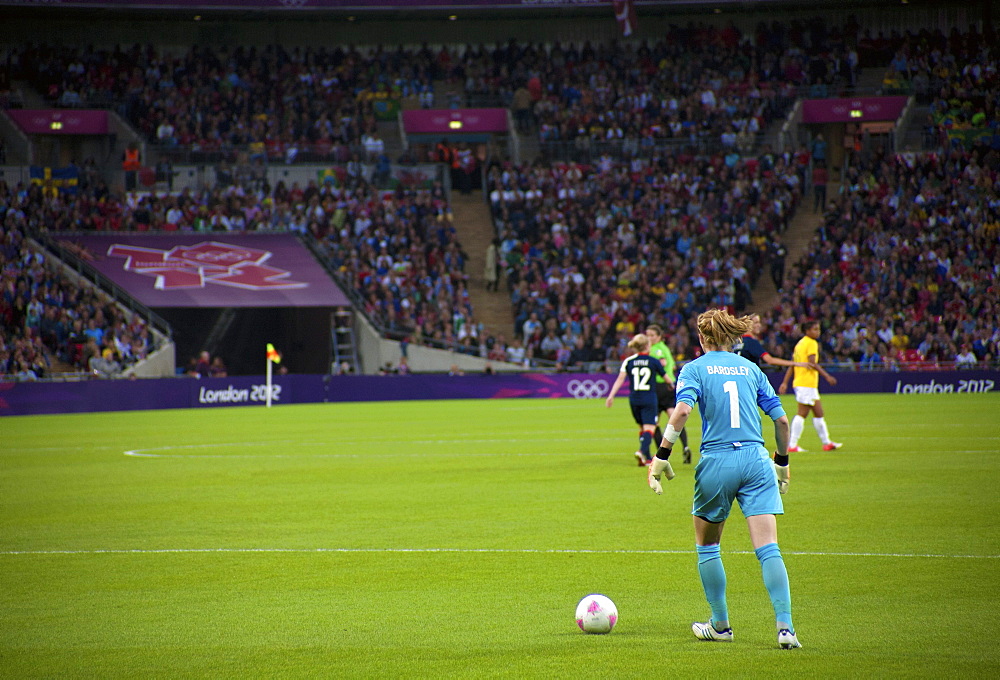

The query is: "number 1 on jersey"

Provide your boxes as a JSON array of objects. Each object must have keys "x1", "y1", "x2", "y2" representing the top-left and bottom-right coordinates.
[{"x1": 723, "y1": 380, "x2": 740, "y2": 429}]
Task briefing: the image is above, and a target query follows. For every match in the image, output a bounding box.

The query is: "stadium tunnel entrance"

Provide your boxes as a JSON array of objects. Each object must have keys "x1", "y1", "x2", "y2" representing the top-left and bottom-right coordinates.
[{"x1": 157, "y1": 306, "x2": 333, "y2": 377}]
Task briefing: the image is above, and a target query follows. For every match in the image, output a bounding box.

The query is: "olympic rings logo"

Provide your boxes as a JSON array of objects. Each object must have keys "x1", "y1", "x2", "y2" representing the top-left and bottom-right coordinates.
[{"x1": 566, "y1": 379, "x2": 610, "y2": 399}]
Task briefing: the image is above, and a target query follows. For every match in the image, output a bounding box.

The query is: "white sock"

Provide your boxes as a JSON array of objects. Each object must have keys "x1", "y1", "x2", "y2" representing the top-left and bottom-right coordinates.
[
  {"x1": 790, "y1": 415, "x2": 805, "y2": 447},
  {"x1": 813, "y1": 417, "x2": 830, "y2": 444}
]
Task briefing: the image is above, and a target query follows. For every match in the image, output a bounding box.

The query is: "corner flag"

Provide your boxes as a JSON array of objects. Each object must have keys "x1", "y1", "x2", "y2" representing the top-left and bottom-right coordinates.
[
  {"x1": 266, "y1": 343, "x2": 281, "y2": 364},
  {"x1": 265, "y1": 343, "x2": 281, "y2": 408}
]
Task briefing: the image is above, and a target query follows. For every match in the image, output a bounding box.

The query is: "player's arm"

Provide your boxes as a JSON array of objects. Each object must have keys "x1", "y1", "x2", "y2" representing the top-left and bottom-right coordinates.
[
  {"x1": 778, "y1": 366, "x2": 792, "y2": 394},
  {"x1": 653, "y1": 356, "x2": 668, "y2": 384},
  {"x1": 657, "y1": 357, "x2": 674, "y2": 387},
  {"x1": 658, "y1": 401, "x2": 692, "y2": 449},
  {"x1": 762, "y1": 353, "x2": 807, "y2": 368},
  {"x1": 648, "y1": 402, "x2": 692, "y2": 493},
  {"x1": 809, "y1": 353, "x2": 838, "y2": 386},
  {"x1": 773, "y1": 414, "x2": 791, "y2": 493},
  {"x1": 774, "y1": 414, "x2": 790, "y2": 456},
  {"x1": 661, "y1": 348, "x2": 676, "y2": 387},
  {"x1": 605, "y1": 370, "x2": 627, "y2": 408}
]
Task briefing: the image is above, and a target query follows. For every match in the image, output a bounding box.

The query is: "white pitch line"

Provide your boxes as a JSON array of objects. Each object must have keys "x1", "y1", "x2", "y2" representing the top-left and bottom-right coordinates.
[
  {"x1": 124, "y1": 450, "x2": 624, "y2": 459},
  {"x1": 124, "y1": 448, "x2": 998, "y2": 458},
  {"x1": 121, "y1": 439, "x2": 1000, "y2": 459},
  {"x1": 1, "y1": 547, "x2": 997, "y2": 559},
  {"x1": 123, "y1": 439, "x2": 625, "y2": 458}
]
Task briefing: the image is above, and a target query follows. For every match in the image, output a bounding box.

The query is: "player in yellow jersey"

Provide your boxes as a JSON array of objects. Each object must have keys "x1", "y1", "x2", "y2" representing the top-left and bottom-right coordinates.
[{"x1": 778, "y1": 320, "x2": 842, "y2": 452}]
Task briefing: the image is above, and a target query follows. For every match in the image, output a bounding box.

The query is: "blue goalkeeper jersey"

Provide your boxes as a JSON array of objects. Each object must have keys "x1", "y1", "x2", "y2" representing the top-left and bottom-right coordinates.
[{"x1": 675, "y1": 350, "x2": 785, "y2": 452}]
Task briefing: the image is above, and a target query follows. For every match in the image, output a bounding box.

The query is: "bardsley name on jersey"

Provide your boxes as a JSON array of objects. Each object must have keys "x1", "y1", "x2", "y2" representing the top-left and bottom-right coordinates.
[{"x1": 705, "y1": 364, "x2": 752, "y2": 376}]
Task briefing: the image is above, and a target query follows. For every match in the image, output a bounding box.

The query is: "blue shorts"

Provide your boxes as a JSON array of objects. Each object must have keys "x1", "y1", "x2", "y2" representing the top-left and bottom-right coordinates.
[
  {"x1": 692, "y1": 445, "x2": 783, "y2": 523},
  {"x1": 630, "y1": 401, "x2": 658, "y2": 428}
]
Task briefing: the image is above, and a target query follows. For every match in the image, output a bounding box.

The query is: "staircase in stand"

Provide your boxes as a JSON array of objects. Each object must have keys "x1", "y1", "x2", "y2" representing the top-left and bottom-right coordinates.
[
  {"x1": 450, "y1": 191, "x2": 512, "y2": 341},
  {"x1": 749, "y1": 183, "x2": 839, "y2": 316}
]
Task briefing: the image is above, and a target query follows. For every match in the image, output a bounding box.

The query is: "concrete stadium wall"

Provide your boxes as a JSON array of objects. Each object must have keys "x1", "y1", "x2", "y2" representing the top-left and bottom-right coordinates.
[{"x1": 353, "y1": 306, "x2": 525, "y2": 375}]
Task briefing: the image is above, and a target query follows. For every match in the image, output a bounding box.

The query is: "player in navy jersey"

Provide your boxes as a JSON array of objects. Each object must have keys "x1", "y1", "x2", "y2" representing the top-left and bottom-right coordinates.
[
  {"x1": 733, "y1": 314, "x2": 806, "y2": 370},
  {"x1": 648, "y1": 309, "x2": 801, "y2": 650},
  {"x1": 605, "y1": 333, "x2": 667, "y2": 465}
]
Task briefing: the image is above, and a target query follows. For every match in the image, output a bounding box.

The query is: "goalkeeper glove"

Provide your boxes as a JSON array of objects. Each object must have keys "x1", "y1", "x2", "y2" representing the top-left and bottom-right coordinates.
[
  {"x1": 648, "y1": 451, "x2": 676, "y2": 495},
  {"x1": 773, "y1": 451, "x2": 790, "y2": 494}
]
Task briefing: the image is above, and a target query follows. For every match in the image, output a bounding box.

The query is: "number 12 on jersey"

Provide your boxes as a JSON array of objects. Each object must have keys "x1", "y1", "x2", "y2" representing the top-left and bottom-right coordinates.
[{"x1": 631, "y1": 366, "x2": 651, "y2": 392}]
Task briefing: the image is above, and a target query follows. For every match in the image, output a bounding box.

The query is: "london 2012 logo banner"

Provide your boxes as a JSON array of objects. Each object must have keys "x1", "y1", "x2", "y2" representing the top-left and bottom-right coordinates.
[
  {"x1": 107, "y1": 241, "x2": 307, "y2": 291},
  {"x1": 57, "y1": 233, "x2": 350, "y2": 308}
]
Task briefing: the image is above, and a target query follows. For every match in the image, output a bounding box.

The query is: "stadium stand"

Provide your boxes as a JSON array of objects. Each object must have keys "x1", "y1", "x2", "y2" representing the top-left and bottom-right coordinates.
[
  {"x1": 757, "y1": 147, "x2": 999, "y2": 370},
  {"x1": 0, "y1": 187, "x2": 158, "y2": 379},
  {"x1": 1, "y1": 18, "x2": 997, "y2": 376}
]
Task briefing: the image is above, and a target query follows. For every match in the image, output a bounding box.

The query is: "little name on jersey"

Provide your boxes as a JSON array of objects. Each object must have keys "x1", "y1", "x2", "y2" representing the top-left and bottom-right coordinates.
[{"x1": 706, "y1": 365, "x2": 751, "y2": 376}]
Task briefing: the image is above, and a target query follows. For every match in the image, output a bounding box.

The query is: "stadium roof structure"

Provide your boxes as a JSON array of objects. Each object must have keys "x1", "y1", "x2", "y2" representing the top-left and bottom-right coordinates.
[{"x1": 0, "y1": 0, "x2": 955, "y2": 12}]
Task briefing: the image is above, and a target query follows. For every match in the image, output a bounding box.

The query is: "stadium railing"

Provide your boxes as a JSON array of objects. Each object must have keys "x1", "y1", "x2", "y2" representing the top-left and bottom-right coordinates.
[{"x1": 36, "y1": 232, "x2": 173, "y2": 346}]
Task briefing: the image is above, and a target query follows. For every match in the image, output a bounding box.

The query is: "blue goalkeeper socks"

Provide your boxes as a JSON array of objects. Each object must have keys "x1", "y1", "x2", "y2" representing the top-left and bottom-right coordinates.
[
  {"x1": 696, "y1": 544, "x2": 729, "y2": 629},
  {"x1": 755, "y1": 542, "x2": 793, "y2": 631}
]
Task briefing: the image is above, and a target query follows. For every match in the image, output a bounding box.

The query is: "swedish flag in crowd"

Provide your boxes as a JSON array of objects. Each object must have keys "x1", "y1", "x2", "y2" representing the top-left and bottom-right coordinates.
[{"x1": 29, "y1": 165, "x2": 79, "y2": 196}]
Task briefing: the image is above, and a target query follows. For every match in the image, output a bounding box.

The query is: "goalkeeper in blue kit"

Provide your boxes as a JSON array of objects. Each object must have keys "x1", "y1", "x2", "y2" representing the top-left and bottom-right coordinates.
[{"x1": 648, "y1": 309, "x2": 801, "y2": 649}]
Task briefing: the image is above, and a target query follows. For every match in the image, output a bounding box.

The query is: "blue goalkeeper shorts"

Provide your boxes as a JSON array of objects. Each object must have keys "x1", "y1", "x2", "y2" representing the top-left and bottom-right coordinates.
[{"x1": 692, "y1": 445, "x2": 783, "y2": 523}]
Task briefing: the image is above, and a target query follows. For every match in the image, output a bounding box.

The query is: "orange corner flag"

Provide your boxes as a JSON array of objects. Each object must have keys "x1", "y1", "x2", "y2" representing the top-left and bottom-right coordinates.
[{"x1": 266, "y1": 343, "x2": 281, "y2": 364}]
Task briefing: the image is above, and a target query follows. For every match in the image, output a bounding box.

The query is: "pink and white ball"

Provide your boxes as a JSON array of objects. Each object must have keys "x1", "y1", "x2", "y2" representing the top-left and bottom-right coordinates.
[{"x1": 575, "y1": 594, "x2": 618, "y2": 634}]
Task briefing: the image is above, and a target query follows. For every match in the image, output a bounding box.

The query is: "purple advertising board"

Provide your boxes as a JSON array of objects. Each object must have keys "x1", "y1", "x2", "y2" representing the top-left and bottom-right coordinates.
[
  {"x1": 1, "y1": 370, "x2": 996, "y2": 417},
  {"x1": 54, "y1": 233, "x2": 349, "y2": 308},
  {"x1": 801, "y1": 96, "x2": 908, "y2": 124},
  {"x1": 776, "y1": 370, "x2": 998, "y2": 396},
  {"x1": 402, "y1": 109, "x2": 508, "y2": 135},
  {"x1": 7, "y1": 109, "x2": 109, "y2": 135}
]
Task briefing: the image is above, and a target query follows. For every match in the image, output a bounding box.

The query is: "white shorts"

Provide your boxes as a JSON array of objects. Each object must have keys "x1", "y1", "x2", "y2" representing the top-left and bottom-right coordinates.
[{"x1": 793, "y1": 386, "x2": 820, "y2": 406}]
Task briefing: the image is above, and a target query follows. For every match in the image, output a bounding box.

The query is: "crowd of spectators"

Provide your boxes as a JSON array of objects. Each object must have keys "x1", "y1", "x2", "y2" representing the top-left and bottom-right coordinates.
[
  {"x1": 482, "y1": 148, "x2": 804, "y2": 368},
  {"x1": 7, "y1": 137, "x2": 995, "y2": 377},
  {"x1": 0, "y1": 184, "x2": 157, "y2": 380},
  {"x1": 313, "y1": 180, "x2": 479, "y2": 354},
  {"x1": 9, "y1": 42, "x2": 443, "y2": 163},
  {"x1": 457, "y1": 19, "x2": 865, "y2": 159},
  {"x1": 3, "y1": 22, "x2": 999, "y2": 378},
  {"x1": 181, "y1": 350, "x2": 228, "y2": 378},
  {"x1": 5, "y1": 17, "x2": 870, "y2": 165},
  {"x1": 0, "y1": 167, "x2": 480, "y2": 368},
  {"x1": 870, "y1": 25, "x2": 999, "y2": 153},
  {"x1": 756, "y1": 146, "x2": 999, "y2": 371}
]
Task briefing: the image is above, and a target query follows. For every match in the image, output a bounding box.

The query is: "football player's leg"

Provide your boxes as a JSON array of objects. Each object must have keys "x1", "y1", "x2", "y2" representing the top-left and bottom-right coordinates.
[
  {"x1": 692, "y1": 461, "x2": 733, "y2": 633},
  {"x1": 640, "y1": 427, "x2": 653, "y2": 461},
  {"x1": 694, "y1": 518, "x2": 730, "y2": 634},
  {"x1": 747, "y1": 514, "x2": 798, "y2": 647}
]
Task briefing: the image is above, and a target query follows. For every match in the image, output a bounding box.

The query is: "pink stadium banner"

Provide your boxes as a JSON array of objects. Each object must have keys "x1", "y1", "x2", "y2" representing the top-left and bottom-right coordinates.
[
  {"x1": 55, "y1": 233, "x2": 350, "y2": 308},
  {"x1": 801, "y1": 97, "x2": 908, "y2": 124},
  {"x1": 7, "y1": 110, "x2": 109, "y2": 135},
  {"x1": 402, "y1": 109, "x2": 508, "y2": 135}
]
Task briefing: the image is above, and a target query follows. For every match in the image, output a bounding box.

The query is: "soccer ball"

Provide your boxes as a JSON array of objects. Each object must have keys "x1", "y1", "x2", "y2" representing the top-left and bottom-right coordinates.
[{"x1": 575, "y1": 594, "x2": 618, "y2": 634}]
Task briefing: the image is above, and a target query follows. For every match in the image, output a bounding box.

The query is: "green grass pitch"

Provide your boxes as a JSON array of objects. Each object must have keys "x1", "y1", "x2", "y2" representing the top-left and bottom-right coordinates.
[{"x1": 2, "y1": 393, "x2": 999, "y2": 678}]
